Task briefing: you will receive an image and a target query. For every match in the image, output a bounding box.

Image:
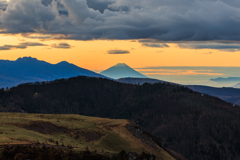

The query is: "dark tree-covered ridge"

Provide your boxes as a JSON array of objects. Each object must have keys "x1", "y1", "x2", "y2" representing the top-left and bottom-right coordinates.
[{"x1": 0, "y1": 76, "x2": 240, "y2": 160}]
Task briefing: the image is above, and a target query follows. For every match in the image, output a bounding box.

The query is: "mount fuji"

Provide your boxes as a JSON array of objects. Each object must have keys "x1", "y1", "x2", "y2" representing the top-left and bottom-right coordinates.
[{"x1": 100, "y1": 63, "x2": 147, "y2": 79}]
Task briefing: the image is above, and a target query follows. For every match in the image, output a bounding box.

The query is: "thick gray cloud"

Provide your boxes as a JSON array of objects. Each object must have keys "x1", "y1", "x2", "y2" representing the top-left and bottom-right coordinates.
[
  {"x1": 52, "y1": 42, "x2": 71, "y2": 48},
  {"x1": 0, "y1": 42, "x2": 47, "y2": 50},
  {"x1": 87, "y1": 0, "x2": 113, "y2": 13},
  {"x1": 41, "y1": 0, "x2": 53, "y2": 6},
  {"x1": 142, "y1": 43, "x2": 169, "y2": 48},
  {"x1": 0, "y1": 1, "x2": 7, "y2": 11},
  {"x1": 1, "y1": 0, "x2": 240, "y2": 41},
  {"x1": 138, "y1": 39, "x2": 169, "y2": 48},
  {"x1": 178, "y1": 42, "x2": 240, "y2": 52},
  {"x1": 108, "y1": 49, "x2": 129, "y2": 54},
  {"x1": 0, "y1": 0, "x2": 56, "y2": 33}
]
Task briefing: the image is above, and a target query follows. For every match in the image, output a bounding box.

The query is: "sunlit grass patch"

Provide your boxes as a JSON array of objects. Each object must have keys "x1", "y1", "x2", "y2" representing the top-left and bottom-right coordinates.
[{"x1": 0, "y1": 113, "x2": 174, "y2": 160}]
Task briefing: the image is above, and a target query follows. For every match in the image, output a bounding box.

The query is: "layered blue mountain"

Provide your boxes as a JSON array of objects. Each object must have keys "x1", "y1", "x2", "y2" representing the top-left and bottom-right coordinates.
[
  {"x1": 210, "y1": 77, "x2": 240, "y2": 83},
  {"x1": 233, "y1": 83, "x2": 240, "y2": 88},
  {"x1": 100, "y1": 63, "x2": 147, "y2": 79},
  {"x1": 186, "y1": 85, "x2": 240, "y2": 105},
  {"x1": 0, "y1": 57, "x2": 106, "y2": 88},
  {"x1": 210, "y1": 77, "x2": 240, "y2": 87}
]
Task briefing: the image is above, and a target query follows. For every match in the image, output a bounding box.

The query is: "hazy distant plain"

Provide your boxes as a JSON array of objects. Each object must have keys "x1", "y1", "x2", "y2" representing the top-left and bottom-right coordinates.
[{"x1": 135, "y1": 67, "x2": 240, "y2": 87}]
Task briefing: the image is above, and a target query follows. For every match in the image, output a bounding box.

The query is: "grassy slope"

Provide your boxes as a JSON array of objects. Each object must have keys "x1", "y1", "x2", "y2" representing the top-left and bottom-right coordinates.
[{"x1": 0, "y1": 113, "x2": 174, "y2": 160}]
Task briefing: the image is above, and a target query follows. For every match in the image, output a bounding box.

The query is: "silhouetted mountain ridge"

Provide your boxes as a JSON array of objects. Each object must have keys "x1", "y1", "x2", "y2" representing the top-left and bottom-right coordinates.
[{"x1": 0, "y1": 57, "x2": 107, "y2": 88}]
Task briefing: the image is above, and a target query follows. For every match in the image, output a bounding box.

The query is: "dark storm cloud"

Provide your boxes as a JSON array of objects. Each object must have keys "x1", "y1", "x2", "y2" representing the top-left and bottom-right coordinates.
[
  {"x1": 51, "y1": 42, "x2": 71, "y2": 48},
  {"x1": 0, "y1": 42, "x2": 47, "y2": 51},
  {"x1": 108, "y1": 49, "x2": 130, "y2": 54},
  {"x1": 1, "y1": 0, "x2": 240, "y2": 41}
]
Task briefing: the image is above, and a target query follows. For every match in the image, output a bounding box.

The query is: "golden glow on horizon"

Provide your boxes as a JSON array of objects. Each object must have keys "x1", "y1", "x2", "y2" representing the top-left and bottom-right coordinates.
[
  {"x1": 139, "y1": 71, "x2": 224, "y2": 76},
  {"x1": 135, "y1": 69, "x2": 224, "y2": 76},
  {"x1": 1, "y1": 34, "x2": 240, "y2": 71}
]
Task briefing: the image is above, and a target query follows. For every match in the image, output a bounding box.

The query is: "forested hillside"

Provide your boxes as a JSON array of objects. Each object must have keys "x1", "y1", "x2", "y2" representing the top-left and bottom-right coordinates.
[{"x1": 0, "y1": 76, "x2": 240, "y2": 160}]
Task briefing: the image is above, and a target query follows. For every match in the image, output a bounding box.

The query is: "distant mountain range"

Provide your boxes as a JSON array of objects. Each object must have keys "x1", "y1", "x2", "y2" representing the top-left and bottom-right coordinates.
[
  {"x1": 233, "y1": 83, "x2": 240, "y2": 88},
  {"x1": 210, "y1": 77, "x2": 240, "y2": 82},
  {"x1": 186, "y1": 85, "x2": 240, "y2": 105},
  {"x1": 100, "y1": 63, "x2": 147, "y2": 79},
  {"x1": 209, "y1": 77, "x2": 240, "y2": 88},
  {"x1": 0, "y1": 57, "x2": 106, "y2": 88},
  {"x1": 0, "y1": 58, "x2": 150, "y2": 88}
]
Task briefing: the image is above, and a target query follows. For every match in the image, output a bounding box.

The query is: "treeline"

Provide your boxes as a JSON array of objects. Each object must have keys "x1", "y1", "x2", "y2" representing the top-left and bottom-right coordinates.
[
  {"x1": 0, "y1": 145, "x2": 155, "y2": 160},
  {"x1": 0, "y1": 76, "x2": 240, "y2": 160}
]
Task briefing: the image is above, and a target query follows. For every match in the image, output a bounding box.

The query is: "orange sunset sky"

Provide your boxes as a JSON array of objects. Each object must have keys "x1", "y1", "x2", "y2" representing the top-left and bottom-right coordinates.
[
  {"x1": 0, "y1": 0, "x2": 240, "y2": 87},
  {"x1": 1, "y1": 34, "x2": 240, "y2": 72}
]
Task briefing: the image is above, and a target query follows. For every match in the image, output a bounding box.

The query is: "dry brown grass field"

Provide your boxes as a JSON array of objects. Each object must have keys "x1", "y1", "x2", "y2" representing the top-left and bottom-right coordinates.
[{"x1": 0, "y1": 113, "x2": 174, "y2": 160}]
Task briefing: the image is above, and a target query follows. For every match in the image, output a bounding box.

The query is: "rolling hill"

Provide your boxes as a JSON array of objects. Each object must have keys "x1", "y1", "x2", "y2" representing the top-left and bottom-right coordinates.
[
  {"x1": 0, "y1": 57, "x2": 107, "y2": 88},
  {"x1": 0, "y1": 113, "x2": 174, "y2": 160},
  {"x1": 117, "y1": 78, "x2": 240, "y2": 106},
  {"x1": 117, "y1": 77, "x2": 166, "y2": 84},
  {"x1": 100, "y1": 63, "x2": 147, "y2": 79},
  {"x1": 118, "y1": 78, "x2": 240, "y2": 106},
  {"x1": 0, "y1": 76, "x2": 240, "y2": 159}
]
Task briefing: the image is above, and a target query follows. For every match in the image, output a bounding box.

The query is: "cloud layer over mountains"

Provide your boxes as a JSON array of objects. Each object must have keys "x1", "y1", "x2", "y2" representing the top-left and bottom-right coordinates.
[{"x1": 0, "y1": 0, "x2": 240, "y2": 41}]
